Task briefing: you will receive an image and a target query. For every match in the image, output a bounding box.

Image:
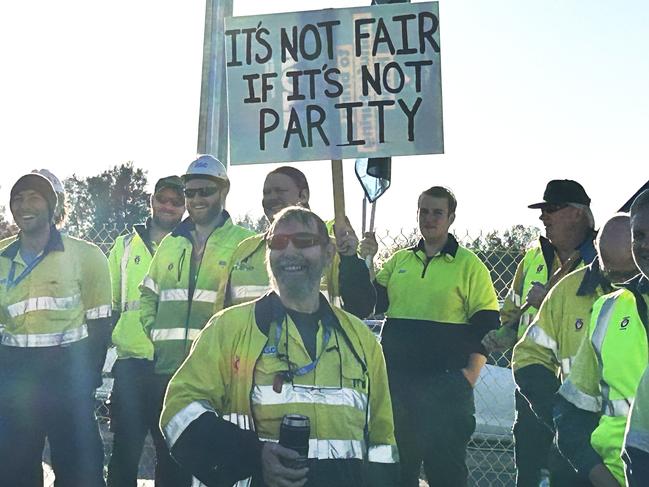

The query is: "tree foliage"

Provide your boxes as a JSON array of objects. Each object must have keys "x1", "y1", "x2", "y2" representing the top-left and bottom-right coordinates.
[
  {"x1": 0, "y1": 204, "x2": 18, "y2": 240},
  {"x1": 64, "y1": 162, "x2": 150, "y2": 239},
  {"x1": 235, "y1": 213, "x2": 269, "y2": 233}
]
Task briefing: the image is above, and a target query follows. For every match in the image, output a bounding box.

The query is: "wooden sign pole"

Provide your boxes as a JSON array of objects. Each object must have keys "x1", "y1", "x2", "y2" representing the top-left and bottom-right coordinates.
[{"x1": 331, "y1": 159, "x2": 346, "y2": 226}]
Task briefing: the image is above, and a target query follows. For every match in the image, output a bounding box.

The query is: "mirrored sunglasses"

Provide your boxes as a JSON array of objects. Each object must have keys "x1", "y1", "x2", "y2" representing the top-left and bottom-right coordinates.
[
  {"x1": 268, "y1": 232, "x2": 326, "y2": 250},
  {"x1": 184, "y1": 186, "x2": 219, "y2": 198}
]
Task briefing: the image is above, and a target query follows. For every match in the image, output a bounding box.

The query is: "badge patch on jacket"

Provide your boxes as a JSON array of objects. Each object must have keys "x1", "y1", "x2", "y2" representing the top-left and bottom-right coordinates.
[
  {"x1": 620, "y1": 316, "x2": 630, "y2": 330},
  {"x1": 536, "y1": 264, "x2": 544, "y2": 273},
  {"x1": 575, "y1": 318, "x2": 583, "y2": 330},
  {"x1": 134, "y1": 255, "x2": 141, "y2": 265}
]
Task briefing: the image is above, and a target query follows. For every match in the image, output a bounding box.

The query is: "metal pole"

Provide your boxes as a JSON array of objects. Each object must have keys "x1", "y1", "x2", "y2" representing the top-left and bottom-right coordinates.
[{"x1": 197, "y1": 0, "x2": 233, "y2": 165}]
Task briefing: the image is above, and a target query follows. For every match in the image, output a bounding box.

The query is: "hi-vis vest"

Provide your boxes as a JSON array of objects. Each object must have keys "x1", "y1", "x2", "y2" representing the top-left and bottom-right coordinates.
[
  {"x1": 161, "y1": 293, "x2": 398, "y2": 487},
  {"x1": 140, "y1": 215, "x2": 253, "y2": 375},
  {"x1": 502, "y1": 237, "x2": 595, "y2": 339},
  {"x1": 0, "y1": 230, "x2": 111, "y2": 347},
  {"x1": 108, "y1": 224, "x2": 156, "y2": 360},
  {"x1": 560, "y1": 288, "x2": 649, "y2": 484},
  {"x1": 513, "y1": 262, "x2": 612, "y2": 379},
  {"x1": 224, "y1": 232, "x2": 342, "y2": 309}
]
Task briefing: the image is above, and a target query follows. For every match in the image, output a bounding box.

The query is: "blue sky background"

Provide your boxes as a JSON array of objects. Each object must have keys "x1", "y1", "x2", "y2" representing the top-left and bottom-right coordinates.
[{"x1": 1, "y1": 0, "x2": 646, "y2": 234}]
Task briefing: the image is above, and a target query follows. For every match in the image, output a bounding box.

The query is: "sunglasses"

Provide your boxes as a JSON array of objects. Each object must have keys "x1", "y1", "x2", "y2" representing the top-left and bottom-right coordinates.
[
  {"x1": 268, "y1": 232, "x2": 326, "y2": 250},
  {"x1": 154, "y1": 194, "x2": 185, "y2": 207},
  {"x1": 184, "y1": 186, "x2": 220, "y2": 199},
  {"x1": 541, "y1": 203, "x2": 568, "y2": 214}
]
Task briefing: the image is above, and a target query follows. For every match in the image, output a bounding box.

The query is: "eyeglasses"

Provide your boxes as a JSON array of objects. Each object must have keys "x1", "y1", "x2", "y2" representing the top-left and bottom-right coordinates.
[
  {"x1": 154, "y1": 194, "x2": 185, "y2": 207},
  {"x1": 183, "y1": 186, "x2": 219, "y2": 199},
  {"x1": 541, "y1": 203, "x2": 568, "y2": 214},
  {"x1": 268, "y1": 232, "x2": 326, "y2": 250}
]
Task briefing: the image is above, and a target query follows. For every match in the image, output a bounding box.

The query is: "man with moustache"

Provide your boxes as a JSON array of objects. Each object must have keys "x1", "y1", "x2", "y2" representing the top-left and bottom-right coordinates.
[
  {"x1": 159, "y1": 206, "x2": 398, "y2": 487},
  {"x1": 555, "y1": 190, "x2": 649, "y2": 486},
  {"x1": 513, "y1": 214, "x2": 638, "y2": 486},
  {"x1": 106, "y1": 176, "x2": 186, "y2": 487},
  {"x1": 139, "y1": 156, "x2": 253, "y2": 486},
  {"x1": 0, "y1": 173, "x2": 112, "y2": 486},
  {"x1": 482, "y1": 179, "x2": 596, "y2": 487}
]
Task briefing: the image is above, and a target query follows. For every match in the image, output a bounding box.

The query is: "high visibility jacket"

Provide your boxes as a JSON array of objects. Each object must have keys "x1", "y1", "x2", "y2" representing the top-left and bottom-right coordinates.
[
  {"x1": 625, "y1": 365, "x2": 649, "y2": 459},
  {"x1": 514, "y1": 260, "x2": 613, "y2": 379},
  {"x1": 501, "y1": 235, "x2": 595, "y2": 339},
  {"x1": 558, "y1": 283, "x2": 649, "y2": 484},
  {"x1": 108, "y1": 222, "x2": 157, "y2": 360},
  {"x1": 140, "y1": 214, "x2": 253, "y2": 375},
  {"x1": 161, "y1": 292, "x2": 397, "y2": 487},
  {"x1": 0, "y1": 229, "x2": 111, "y2": 347},
  {"x1": 223, "y1": 232, "x2": 342, "y2": 308}
]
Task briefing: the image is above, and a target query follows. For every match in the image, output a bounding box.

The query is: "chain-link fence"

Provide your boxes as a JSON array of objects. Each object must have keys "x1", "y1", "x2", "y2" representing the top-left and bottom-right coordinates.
[{"x1": 42, "y1": 224, "x2": 523, "y2": 486}]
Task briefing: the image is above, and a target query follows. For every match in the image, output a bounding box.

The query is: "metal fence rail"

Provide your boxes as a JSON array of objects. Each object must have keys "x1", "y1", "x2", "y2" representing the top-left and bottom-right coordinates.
[{"x1": 41, "y1": 224, "x2": 522, "y2": 486}]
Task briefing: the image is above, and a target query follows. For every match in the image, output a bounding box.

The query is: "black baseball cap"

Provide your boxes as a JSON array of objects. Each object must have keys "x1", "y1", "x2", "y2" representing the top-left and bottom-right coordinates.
[
  {"x1": 528, "y1": 179, "x2": 591, "y2": 209},
  {"x1": 154, "y1": 176, "x2": 184, "y2": 196}
]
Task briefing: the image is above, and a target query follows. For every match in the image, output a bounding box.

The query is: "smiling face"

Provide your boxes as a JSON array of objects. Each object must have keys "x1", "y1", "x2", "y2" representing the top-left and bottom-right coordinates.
[
  {"x1": 10, "y1": 189, "x2": 51, "y2": 235},
  {"x1": 267, "y1": 217, "x2": 333, "y2": 300},
  {"x1": 151, "y1": 187, "x2": 185, "y2": 231},
  {"x1": 632, "y1": 209, "x2": 649, "y2": 278},
  {"x1": 184, "y1": 178, "x2": 223, "y2": 226},
  {"x1": 418, "y1": 194, "x2": 455, "y2": 243},
  {"x1": 262, "y1": 172, "x2": 308, "y2": 222}
]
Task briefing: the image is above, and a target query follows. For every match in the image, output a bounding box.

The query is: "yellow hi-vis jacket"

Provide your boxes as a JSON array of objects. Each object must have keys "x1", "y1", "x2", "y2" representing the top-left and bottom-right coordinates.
[
  {"x1": 514, "y1": 260, "x2": 614, "y2": 379},
  {"x1": 108, "y1": 222, "x2": 157, "y2": 360},
  {"x1": 558, "y1": 283, "x2": 649, "y2": 484},
  {"x1": 501, "y1": 235, "x2": 595, "y2": 339},
  {"x1": 160, "y1": 293, "x2": 398, "y2": 487},
  {"x1": 140, "y1": 214, "x2": 253, "y2": 375},
  {"x1": 0, "y1": 229, "x2": 111, "y2": 347}
]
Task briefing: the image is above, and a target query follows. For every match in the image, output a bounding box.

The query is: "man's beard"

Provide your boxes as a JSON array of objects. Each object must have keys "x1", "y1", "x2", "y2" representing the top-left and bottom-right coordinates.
[
  {"x1": 153, "y1": 213, "x2": 180, "y2": 232},
  {"x1": 269, "y1": 256, "x2": 324, "y2": 300}
]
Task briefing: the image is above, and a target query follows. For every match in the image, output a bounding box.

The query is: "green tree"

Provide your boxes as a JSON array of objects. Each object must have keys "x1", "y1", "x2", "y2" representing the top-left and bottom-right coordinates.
[
  {"x1": 0, "y1": 205, "x2": 17, "y2": 240},
  {"x1": 64, "y1": 162, "x2": 150, "y2": 250},
  {"x1": 235, "y1": 213, "x2": 268, "y2": 233}
]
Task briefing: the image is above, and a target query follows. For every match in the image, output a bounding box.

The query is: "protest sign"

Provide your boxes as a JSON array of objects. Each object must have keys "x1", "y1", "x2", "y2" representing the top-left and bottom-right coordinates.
[{"x1": 225, "y1": 2, "x2": 443, "y2": 164}]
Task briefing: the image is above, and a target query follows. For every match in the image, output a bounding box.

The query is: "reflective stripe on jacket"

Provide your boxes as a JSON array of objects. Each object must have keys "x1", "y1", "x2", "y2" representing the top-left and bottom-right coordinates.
[
  {"x1": 161, "y1": 292, "x2": 398, "y2": 486},
  {"x1": 513, "y1": 261, "x2": 613, "y2": 380},
  {"x1": 559, "y1": 286, "x2": 649, "y2": 484},
  {"x1": 108, "y1": 224, "x2": 156, "y2": 360},
  {"x1": 140, "y1": 214, "x2": 253, "y2": 375},
  {"x1": 0, "y1": 230, "x2": 111, "y2": 347}
]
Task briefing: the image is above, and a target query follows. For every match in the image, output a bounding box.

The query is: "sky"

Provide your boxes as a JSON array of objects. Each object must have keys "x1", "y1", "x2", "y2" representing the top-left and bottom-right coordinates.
[{"x1": 1, "y1": 0, "x2": 647, "y2": 235}]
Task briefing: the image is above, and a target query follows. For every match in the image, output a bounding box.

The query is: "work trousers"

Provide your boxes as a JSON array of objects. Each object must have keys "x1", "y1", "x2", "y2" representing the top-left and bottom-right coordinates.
[
  {"x1": 390, "y1": 369, "x2": 476, "y2": 487},
  {"x1": 106, "y1": 358, "x2": 157, "y2": 487},
  {"x1": 150, "y1": 373, "x2": 193, "y2": 487},
  {"x1": 0, "y1": 344, "x2": 105, "y2": 487},
  {"x1": 548, "y1": 445, "x2": 593, "y2": 487},
  {"x1": 513, "y1": 391, "x2": 554, "y2": 487}
]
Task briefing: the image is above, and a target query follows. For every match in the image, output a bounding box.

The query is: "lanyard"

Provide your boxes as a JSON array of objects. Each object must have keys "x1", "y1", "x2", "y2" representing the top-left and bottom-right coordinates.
[
  {"x1": 273, "y1": 317, "x2": 332, "y2": 379},
  {"x1": 6, "y1": 253, "x2": 46, "y2": 289}
]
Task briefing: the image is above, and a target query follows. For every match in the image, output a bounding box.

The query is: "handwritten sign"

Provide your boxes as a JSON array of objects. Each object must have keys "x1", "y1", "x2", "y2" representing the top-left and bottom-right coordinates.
[{"x1": 225, "y1": 2, "x2": 443, "y2": 164}]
